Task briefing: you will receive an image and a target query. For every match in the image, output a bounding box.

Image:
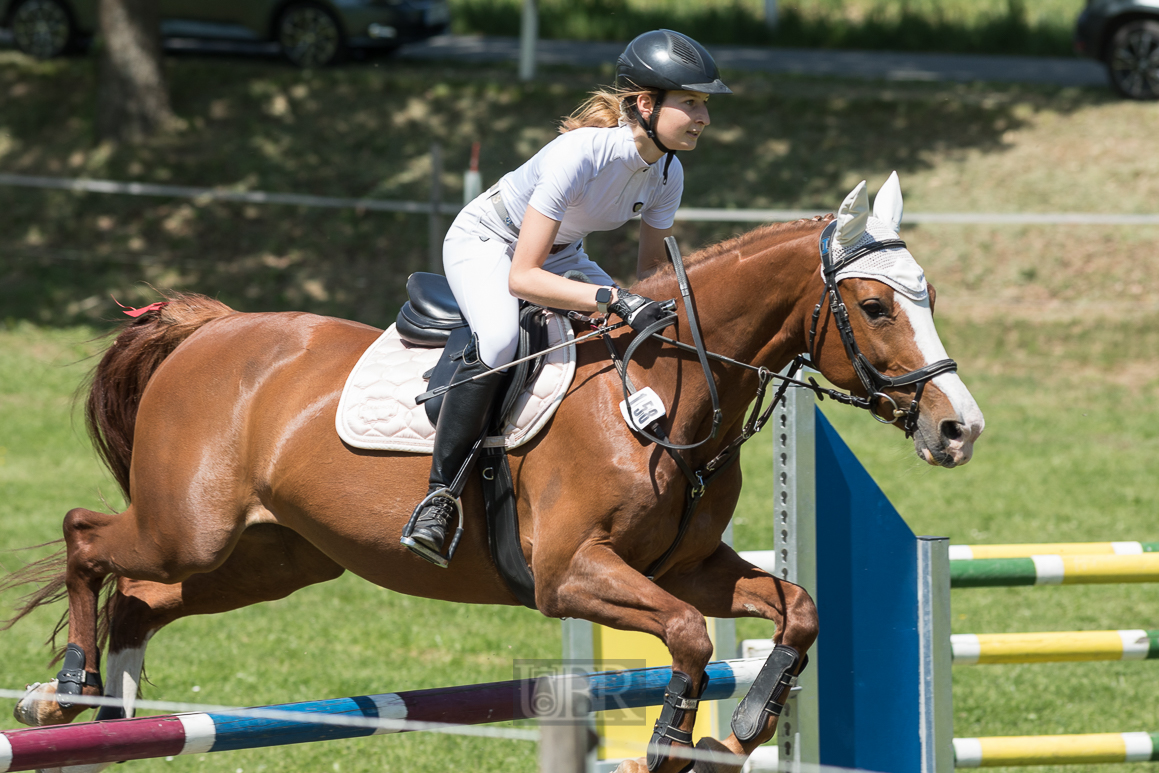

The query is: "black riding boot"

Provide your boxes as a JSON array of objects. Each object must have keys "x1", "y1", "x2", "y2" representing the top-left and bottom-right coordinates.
[{"x1": 405, "y1": 347, "x2": 506, "y2": 563}]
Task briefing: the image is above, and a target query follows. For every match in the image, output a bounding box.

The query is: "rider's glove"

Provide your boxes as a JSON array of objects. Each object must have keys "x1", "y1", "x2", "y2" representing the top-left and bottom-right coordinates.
[{"x1": 608, "y1": 291, "x2": 675, "y2": 332}]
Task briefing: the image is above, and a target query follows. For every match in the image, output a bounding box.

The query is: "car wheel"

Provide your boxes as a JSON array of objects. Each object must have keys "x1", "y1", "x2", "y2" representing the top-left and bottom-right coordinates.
[
  {"x1": 1106, "y1": 19, "x2": 1159, "y2": 100},
  {"x1": 10, "y1": 0, "x2": 74, "y2": 59},
  {"x1": 277, "y1": 2, "x2": 345, "y2": 68}
]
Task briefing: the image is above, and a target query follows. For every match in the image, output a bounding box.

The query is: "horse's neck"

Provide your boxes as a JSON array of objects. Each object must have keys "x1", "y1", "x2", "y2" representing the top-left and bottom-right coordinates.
[{"x1": 635, "y1": 224, "x2": 821, "y2": 440}]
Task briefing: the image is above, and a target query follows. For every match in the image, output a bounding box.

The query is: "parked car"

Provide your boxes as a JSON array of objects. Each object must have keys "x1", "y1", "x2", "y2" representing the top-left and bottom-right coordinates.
[
  {"x1": 0, "y1": 0, "x2": 451, "y2": 67},
  {"x1": 1074, "y1": 0, "x2": 1159, "y2": 99}
]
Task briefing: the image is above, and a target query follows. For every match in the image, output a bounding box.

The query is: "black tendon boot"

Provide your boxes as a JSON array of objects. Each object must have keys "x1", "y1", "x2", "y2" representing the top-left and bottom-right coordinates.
[{"x1": 403, "y1": 341, "x2": 506, "y2": 565}]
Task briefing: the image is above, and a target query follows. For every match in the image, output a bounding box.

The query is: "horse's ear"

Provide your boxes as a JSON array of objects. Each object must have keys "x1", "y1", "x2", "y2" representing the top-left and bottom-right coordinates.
[
  {"x1": 873, "y1": 171, "x2": 904, "y2": 232},
  {"x1": 835, "y1": 180, "x2": 869, "y2": 248}
]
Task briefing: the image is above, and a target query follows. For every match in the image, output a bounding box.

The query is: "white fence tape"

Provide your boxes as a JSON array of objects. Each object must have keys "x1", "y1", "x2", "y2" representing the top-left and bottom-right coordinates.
[{"x1": 2, "y1": 173, "x2": 1157, "y2": 226}]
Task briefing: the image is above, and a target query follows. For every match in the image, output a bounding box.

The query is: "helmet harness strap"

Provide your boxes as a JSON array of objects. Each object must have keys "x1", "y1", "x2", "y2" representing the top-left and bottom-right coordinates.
[{"x1": 635, "y1": 90, "x2": 676, "y2": 184}]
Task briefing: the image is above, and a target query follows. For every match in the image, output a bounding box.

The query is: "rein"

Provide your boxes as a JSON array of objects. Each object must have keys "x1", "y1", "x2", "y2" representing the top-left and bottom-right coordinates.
[{"x1": 601, "y1": 223, "x2": 957, "y2": 578}]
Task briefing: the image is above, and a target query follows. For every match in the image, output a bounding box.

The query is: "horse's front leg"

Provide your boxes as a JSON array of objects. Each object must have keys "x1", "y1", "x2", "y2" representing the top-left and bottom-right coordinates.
[
  {"x1": 537, "y1": 543, "x2": 715, "y2": 773},
  {"x1": 656, "y1": 543, "x2": 818, "y2": 773}
]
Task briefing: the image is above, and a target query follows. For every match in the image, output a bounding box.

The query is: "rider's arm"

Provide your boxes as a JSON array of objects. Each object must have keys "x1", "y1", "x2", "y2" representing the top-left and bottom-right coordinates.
[
  {"x1": 508, "y1": 206, "x2": 614, "y2": 311},
  {"x1": 637, "y1": 221, "x2": 672, "y2": 280}
]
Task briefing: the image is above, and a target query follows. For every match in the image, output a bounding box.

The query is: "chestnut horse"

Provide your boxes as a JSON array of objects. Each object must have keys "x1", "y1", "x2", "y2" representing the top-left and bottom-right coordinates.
[{"x1": 7, "y1": 177, "x2": 982, "y2": 772}]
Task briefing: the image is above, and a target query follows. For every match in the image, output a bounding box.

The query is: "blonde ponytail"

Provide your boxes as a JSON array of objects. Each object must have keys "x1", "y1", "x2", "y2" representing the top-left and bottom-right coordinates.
[{"x1": 559, "y1": 86, "x2": 659, "y2": 133}]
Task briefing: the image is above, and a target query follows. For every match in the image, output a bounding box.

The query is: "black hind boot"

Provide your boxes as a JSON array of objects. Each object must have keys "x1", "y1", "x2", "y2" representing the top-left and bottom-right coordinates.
[{"x1": 402, "y1": 340, "x2": 506, "y2": 566}]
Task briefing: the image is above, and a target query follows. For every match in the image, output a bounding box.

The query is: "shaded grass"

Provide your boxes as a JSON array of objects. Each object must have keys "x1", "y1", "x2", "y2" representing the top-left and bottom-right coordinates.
[
  {"x1": 449, "y1": 0, "x2": 1078, "y2": 57},
  {"x1": 2, "y1": 53, "x2": 1152, "y2": 331}
]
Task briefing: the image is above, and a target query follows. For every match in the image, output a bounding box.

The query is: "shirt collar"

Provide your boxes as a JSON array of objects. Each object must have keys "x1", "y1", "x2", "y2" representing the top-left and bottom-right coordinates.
[{"x1": 617, "y1": 124, "x2": 653, "y2": 171}]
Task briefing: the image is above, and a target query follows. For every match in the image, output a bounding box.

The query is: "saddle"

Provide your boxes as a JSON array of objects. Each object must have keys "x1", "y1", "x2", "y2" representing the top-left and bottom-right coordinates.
[
  {"x1": 395, "y1": 272, "x2": 549, "y2": 431},
  {"x1": 394, "y1": 272, "x2": 543, "y2": 608}
]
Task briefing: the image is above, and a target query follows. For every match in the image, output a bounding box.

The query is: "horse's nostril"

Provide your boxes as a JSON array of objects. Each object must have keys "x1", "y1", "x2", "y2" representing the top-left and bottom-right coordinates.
[{"x1": 941, "y1": 420, "x2": 963, "y2": 442}]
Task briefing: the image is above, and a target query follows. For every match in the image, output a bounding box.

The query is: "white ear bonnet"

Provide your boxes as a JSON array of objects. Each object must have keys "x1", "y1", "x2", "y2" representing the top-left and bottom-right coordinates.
[{"x1": 831, "y1": 173, "x2": 928, "y2": 302}]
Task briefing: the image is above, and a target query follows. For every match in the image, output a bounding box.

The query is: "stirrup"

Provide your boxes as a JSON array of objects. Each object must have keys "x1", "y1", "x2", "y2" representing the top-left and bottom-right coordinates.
[{"x1": 401, "y1": 488, "x2": 465, "y2": 569}]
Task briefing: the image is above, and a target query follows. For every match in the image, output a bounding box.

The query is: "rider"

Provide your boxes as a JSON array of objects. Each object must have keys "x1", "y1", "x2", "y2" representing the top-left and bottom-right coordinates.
[{"x1": 403, "y1": 29, "x2": 732, "y2": 565}]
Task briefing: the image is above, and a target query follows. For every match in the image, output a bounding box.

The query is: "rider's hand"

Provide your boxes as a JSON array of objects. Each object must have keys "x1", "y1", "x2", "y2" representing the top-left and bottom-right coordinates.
[{"x1": 608, "y1": 291, "x2": 675, "y2": 332}]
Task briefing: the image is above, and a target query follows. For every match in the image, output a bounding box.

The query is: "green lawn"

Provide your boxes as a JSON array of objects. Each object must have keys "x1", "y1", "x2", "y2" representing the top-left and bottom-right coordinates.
[{"x1": 2, "y1": 49, "x2": 1157, "y2": 772}]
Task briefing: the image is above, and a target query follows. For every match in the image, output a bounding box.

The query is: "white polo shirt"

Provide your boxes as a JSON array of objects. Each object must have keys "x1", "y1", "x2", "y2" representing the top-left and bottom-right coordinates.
[{"x1": 494, "y1": 124, "x2": 684, "y2": 246}]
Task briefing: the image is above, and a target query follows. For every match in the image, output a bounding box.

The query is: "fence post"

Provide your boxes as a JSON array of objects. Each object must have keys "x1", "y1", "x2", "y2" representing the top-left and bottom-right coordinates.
[
  {"x1": 765, "y1": 0, "x2": 778, "y2": 29},
  {"x1": 773, "y1": 379, "x2": 818, "y2": 770},
  {"x1": 537, "y1": 673, "x2": 593, "y2": 773},
  {"x1": 428, "y1": 141, "x2": 443, "y2": 274},
  {"x1": 917, "y1": 536, "x2": 954, "y2": 773},
  {"x1": 519, "y1": 0, "x2": 538, "y2": 81}
]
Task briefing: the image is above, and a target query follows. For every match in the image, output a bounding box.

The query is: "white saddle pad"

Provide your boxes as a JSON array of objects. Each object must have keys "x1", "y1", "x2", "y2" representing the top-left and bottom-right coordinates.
[{"x1": 336, "y1": 312, "x2": 576, "y2": 453}]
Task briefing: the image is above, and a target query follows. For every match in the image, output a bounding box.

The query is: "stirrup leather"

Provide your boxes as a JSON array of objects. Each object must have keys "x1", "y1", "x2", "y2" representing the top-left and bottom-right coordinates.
[
  {"x1": 646, "y1": 671, "x2": 705, "y2": 773},
  {"x1": 401, "y1": 488, "x2": 465, "y2": 568}
]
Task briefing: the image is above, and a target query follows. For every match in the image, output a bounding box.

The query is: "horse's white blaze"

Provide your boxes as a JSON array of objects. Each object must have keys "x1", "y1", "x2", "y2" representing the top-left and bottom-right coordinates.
[{"x1": 896, "y1": 296, "x2": 985, "y2": 451}]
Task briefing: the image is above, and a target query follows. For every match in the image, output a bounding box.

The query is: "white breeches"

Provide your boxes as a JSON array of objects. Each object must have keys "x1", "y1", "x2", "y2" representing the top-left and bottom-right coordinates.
[{"x1": 443, "y1": 194, "x2": 614, "y2": 369}]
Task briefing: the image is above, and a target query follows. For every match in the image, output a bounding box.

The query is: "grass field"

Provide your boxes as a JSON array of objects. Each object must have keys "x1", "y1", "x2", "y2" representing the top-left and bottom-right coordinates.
[{"x1": 2, "y1": 49, "x2": 1158, "y2": 772}]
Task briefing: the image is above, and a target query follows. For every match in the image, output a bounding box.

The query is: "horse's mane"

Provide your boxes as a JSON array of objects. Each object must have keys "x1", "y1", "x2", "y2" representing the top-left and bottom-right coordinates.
[{"x1": 636, "y1": 216, "x2": 830, "y2": 293}]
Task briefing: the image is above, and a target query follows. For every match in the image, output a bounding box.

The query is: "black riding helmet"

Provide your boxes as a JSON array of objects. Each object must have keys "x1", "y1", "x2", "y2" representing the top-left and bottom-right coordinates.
[
  {"x1": 616, "y1": 29, "x2": 732, "y2": 95},
  {"x1": 615, "y1": 30, "x2": 731, "y2": 178}
]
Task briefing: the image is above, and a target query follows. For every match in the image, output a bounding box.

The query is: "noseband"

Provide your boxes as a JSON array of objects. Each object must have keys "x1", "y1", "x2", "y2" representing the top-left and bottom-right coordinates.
[{"x1": 806, "y1": 220, "x2": 958, "y2": 438}]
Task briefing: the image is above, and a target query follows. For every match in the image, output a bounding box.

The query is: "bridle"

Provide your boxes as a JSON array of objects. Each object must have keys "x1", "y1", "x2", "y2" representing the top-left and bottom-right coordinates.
[
  {"x1": 806, "y1": 220, "x2": 958, "y2": 439},
  {"x1": 601, "y1": 225, "x2": 957, "y2": 577}
]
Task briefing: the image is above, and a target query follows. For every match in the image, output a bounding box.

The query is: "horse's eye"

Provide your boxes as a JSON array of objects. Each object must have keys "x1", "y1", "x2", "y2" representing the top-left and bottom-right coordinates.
[{"x1": 861, "y1": 300, "x2": 888, "y2": 319}]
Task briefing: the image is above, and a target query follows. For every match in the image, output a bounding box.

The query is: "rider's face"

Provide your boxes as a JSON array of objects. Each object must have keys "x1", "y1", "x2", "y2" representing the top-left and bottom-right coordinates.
[{"x1": 640, "y1": 90, "x2": 711, "y2": 152}]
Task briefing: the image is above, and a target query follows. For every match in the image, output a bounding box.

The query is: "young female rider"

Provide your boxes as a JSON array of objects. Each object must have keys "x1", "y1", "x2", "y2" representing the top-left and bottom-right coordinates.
[{"x1": 403, "y1": 29, "x2": 731, "y2": 566}]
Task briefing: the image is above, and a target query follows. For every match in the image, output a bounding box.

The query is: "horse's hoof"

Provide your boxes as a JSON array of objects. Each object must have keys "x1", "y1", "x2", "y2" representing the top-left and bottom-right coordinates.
[
  {"x1": 14, "y1": 680, "x2": 71, "y2": 727},
  {"x1": 610, "y1": 759, "x2": 649, "y2": 773}
]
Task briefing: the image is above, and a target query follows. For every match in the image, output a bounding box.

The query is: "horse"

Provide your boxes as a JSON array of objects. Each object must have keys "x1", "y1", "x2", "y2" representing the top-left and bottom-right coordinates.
[{"x1": 4, "y1": 175, "x2": 983, "y2": 773}]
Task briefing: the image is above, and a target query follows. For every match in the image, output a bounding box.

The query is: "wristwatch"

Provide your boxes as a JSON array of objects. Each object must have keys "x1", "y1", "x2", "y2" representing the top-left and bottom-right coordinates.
[{"x1": 595, "y1": 286, "x2": 613, "y2": 314}]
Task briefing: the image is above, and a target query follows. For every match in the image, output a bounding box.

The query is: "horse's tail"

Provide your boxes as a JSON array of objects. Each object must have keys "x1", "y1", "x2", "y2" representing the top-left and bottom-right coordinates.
[
  {"x1": 86, "y1": 292, "x2": 235, "y2": 503},
  {"x1": 1, "y1": 294, "x2": 234, "y2": 643}
]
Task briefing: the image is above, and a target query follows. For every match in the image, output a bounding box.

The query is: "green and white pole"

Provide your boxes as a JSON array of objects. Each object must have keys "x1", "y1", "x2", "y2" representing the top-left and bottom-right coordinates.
[{"x1": 950, "y1": 554, "x2": 1159, "y2": 588}]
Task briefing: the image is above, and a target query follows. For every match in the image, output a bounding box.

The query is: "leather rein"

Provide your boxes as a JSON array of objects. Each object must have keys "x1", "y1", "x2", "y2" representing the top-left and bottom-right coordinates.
[{"x1": 600, "y1": 226, "x2": 957, "y2": 578}]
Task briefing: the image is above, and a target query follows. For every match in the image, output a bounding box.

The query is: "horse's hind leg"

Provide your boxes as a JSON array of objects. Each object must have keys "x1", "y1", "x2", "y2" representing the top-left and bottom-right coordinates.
[
  {"x1": 657, "y1": 543, "x2": 818, "y2": 773},
  {"x1": 14, "y1": 507, "x2": 131, "y2": 727},
  {"x1": 18, "y1": 516, "x2": 338, "y2": 727},
  {"x1": 96, "y1": 524, "x2": 345, "y2": 721}
]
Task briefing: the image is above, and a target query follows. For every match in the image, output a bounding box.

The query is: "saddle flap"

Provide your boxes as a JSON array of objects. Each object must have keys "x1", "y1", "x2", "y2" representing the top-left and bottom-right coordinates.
[
  {"x1": 423, "y1": 326, "x2": 474, "y2": 426},
  {"x1": 335, "y1": 312, "x2": 576, "y2": 455}
]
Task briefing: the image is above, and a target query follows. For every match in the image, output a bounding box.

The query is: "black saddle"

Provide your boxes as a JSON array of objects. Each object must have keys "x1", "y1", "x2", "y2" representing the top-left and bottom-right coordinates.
[
  {"x1": 396, "y1": 272, "x2": 553, "y2": 429},
  {"x1": 396, "y1": 272, "x2": 467, "y2": 347}
]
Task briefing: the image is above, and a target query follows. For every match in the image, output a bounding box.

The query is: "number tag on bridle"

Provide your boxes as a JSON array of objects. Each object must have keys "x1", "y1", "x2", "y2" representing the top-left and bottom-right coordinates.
[{"x1": 619, "y1": 386, "x2": 667, "y2": 431}]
